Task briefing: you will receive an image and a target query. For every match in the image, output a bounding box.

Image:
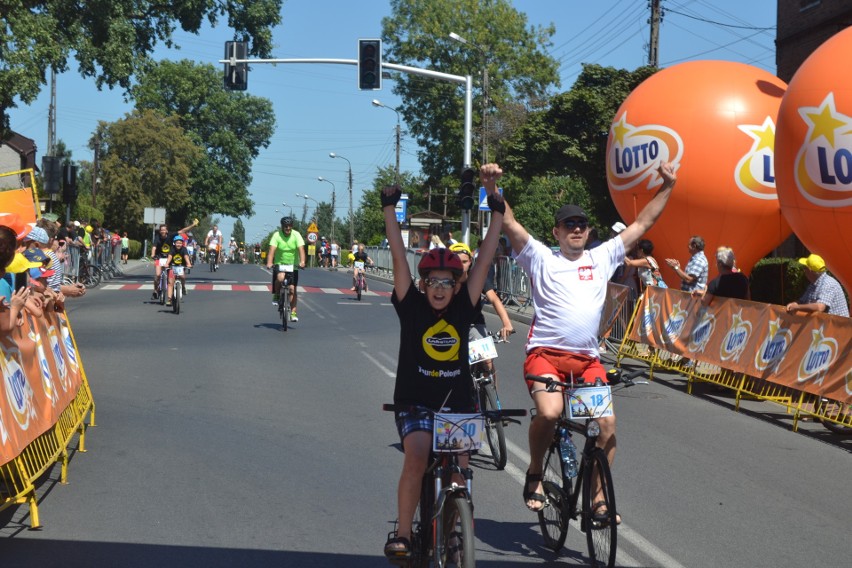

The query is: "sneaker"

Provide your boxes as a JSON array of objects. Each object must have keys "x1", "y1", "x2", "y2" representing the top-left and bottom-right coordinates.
[
  {"x1": 290, "y1": 310, "x2": 299, "y2": 322},
  {"x1": 166, "y1": 300, "x2": 172, "y2": 307}
]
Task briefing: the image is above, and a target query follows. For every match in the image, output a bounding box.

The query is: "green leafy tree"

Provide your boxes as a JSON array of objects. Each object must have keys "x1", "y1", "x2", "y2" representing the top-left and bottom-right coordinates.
[
  {"x1": 130, "y1": 60, "x2": 275, "y2": 219},
  {"x1": 503, "y1": 64, "x2": 657, "y2": 224},
  {"x1": 502, "y1": 173, "x2": 598, "y2": 248},
  {"x1": 1, "y1": 1, "x2": 282, "y2": 134},
  {"x1": 355, "y1": 166, "x2": 422, "y2": 246},
  {"x1": 97, "y1": 109, "x2": 202, "y2": 235},
  {"x1": 232, "y1": 218, "x2": 246, "y2": 244},
  {"x1": 381, "y1": 0, "x2": 559, "y2": 184}
]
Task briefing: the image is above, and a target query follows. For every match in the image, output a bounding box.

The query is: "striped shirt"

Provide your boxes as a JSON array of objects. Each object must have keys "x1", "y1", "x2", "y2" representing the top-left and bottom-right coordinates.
[{"x1": 45, "y1": 249, "x2": 63, "y2": 292}]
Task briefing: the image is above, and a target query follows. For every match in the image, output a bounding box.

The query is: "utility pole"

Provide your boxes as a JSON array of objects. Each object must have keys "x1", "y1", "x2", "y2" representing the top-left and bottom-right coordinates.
[
  {"x1": 648, "y1": 0, "x2": 662, "y2": 67},
  {"x1": 482, "y1": 64, "x2": 489, "y2": 164},
  {"x1": 92, "y1": 134, "x2": 99, "y2": 209}
]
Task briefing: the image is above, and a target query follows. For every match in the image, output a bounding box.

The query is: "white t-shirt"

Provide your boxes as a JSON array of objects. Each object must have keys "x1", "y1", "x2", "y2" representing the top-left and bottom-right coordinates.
[
  {"x1": 515, "y1": 236, "x2": 624, "y2": 357},
  {"x1": 207, "y1": 230, "x2": 223, "y2": 248},
  {"x1": 330, "y1": 243, "x2": 339, "y2": 256}
]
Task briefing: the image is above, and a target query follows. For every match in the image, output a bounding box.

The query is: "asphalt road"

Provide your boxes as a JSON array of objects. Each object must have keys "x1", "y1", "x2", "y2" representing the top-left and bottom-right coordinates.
[{"x1": 1, "y1": 261, "x2": 849, "y2": 567}]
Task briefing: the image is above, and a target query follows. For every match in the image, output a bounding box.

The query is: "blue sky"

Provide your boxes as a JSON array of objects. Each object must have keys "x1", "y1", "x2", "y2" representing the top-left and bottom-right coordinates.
[{"x1": 7, "y1": 0, "x2": 777, "y2": 242}]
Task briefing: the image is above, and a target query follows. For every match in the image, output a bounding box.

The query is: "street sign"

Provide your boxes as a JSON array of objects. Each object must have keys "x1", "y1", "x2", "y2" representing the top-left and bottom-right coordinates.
[
  {"x1": 307, "y1": 232, "x2": 318, "y2": 243},
  {"x1": 396, "y1": 194, "x2": 409, "y2": 223},
  {"x1": 143, "y1": 207, "x2": 166, "y2": 225},
  {"x1": 478, "y1": 187, "x2": 503, "y2": 211},
  {"x1": 307, "y1": 222, "x2": 319, "y2": 233}
]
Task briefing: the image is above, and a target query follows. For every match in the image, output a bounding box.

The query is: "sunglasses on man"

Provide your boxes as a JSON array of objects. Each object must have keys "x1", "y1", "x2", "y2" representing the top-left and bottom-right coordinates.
[{"x1": 559, "y1": 218, "x2": 589, "y2": 231}]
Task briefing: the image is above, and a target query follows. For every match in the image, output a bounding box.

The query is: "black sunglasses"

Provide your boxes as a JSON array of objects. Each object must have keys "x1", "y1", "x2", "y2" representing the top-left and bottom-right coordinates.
[{"x1": 560, "y1": 218, "x2": 589, "y2": 231}]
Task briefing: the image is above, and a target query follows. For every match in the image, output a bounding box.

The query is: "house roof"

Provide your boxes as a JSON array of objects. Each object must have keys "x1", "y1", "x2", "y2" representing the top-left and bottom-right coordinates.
[{"x1": 1, "y1": 130, "x2": 37, "y2": 157}]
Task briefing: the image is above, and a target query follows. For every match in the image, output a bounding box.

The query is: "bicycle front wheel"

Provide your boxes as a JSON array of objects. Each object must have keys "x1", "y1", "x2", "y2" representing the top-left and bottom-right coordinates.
[
  {"x1": 173, "y1": 286, "x2": 181, "y2": 314},
  {"x1": 82, "y1": 265, "x2": 101, "y2": 288},
  {"x1": 480, "y1": 382, "x2": 507, "y2": 470},
  {"x1": 538, "y1": 444, "x2": 570, "y2": 552},
  {"x1": 440, "y1": 493, "x2": 475, "y2": 567},
  {"x1": 280, "y1": 286, "x2": 289, "y2": 331},
  {"x1": 584, "y1": 447, "x2": 617, "y2": 567}
]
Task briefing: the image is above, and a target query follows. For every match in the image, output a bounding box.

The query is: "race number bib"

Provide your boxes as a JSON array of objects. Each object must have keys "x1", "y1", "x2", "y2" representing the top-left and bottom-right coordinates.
[
  {"x1": 433, "y1": 413, "x2": 484, "y2": 453},
  {"x1": 354, "y1": 261, "x2": 365, "y2": 269},
  {"x1": 172, "y1": 266, "x2": 184, "y2": 276},
  {"x1": 469, "y1": 335, "x2": 498, "y2": 364},
  {"x1": 278, "y1": 264, "x2": 294, "y2": 273},
  {"x1": 567, "y1": 386, "x2": 613, "y2": 419},
  {"x1": 157, "y1": 258, "x2": 169, "y2": 267}
]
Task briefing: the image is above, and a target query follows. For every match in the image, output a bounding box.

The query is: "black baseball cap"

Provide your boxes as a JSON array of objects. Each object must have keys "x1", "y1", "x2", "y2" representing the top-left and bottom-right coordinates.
[{"x1": 555, "y1": 204, "x2": 589, "y2": 224}]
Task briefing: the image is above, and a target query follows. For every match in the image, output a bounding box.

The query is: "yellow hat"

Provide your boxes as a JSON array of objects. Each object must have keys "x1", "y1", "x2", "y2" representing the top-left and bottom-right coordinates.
[
  {"x1": 85, "y1": 225, "x2": 93, "y2": 233},
  {"x1": 6, "y1": 252, "x2": 43, "y2": 274},
  {"x1": 799, "y1": 254, "x2": 826, "y2": 273},
  {"x1": 449, "y1": 242, "x2": 472, "y2": 257}
]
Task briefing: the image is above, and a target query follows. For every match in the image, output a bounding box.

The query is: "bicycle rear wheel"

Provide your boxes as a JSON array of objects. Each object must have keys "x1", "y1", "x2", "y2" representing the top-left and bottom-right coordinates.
[
  {"x1": 584, "y1": 447, "x2": 617, "y2": 567},
  {"x1": 82, "y1": 265, "x2": 101, "y2": 288},
  {"x1": 480, "y1": 382, "x2": 507, "y2": 470},
  {"x1": 538, "y1": 443, "x2": 570, "y2": 552},
  {"x1": 440, "y1": 493, "x2": 475, "y2": 567}
]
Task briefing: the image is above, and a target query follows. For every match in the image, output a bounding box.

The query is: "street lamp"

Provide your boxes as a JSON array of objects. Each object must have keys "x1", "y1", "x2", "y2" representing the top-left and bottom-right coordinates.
[
  {"x1": 450, "y1": 32, "x2": 489, "y2": 164},
  {"x1": 329, "y1": 152, "x2": 354, "y2": 245},
  {"x1": 317, "y1": 176, "x2": 336, "y2": 246},
  {"x1": 295, "y1": 193, "x2": 319, "y2": 227},
  {"x1": 372, "y1": 99, "x2": 402, "y2": 185}
]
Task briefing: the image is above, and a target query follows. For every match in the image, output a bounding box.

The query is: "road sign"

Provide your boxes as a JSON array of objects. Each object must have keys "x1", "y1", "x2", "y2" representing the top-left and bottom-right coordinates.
[
  {"x1": 478, "y1": 187, "x2": 503, "y2": 211},
  {"x1": 307, "y1": 222, "x2": 319, "y2": 233},
  {"x1": 307, "y1": 232, "x2": 318, "y2": 243},
  {"x1": 396, "y1": 194, "x2": 409, "y2": 223}
]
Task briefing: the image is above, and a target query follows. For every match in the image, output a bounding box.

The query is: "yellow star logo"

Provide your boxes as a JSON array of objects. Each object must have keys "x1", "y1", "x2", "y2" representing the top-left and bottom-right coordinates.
[
  {"x1": 804, "y1": 96, "x2": 847, "y2": 146},
  {"x1": 611, "y1": 115, "x2": 630, "y2": 147},
  {"x1": 739, "y1": 117, "x2": 776, "y2": 152}
]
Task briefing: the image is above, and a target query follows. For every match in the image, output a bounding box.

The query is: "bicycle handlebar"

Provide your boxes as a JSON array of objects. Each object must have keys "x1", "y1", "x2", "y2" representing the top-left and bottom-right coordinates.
[
  {"x1": 526, "y1": 368, "x2": 647, "y2": 393},
  {"x1": 382, "y1": 403, "x2": 526, "y2": 418}
]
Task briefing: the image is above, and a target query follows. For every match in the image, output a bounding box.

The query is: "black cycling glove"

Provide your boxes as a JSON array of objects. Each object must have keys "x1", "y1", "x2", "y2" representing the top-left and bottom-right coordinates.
[
  {"x1": 381, "y1": 185, "x2": 402, "y2": 209},
  {"x1": 486, "y1": 192, "x2": 506, "y2": 215}
]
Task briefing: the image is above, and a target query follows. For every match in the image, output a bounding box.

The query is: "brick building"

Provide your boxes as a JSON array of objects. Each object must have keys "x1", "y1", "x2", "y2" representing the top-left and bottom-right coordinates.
[{"x1": 776, "y1": 0, "x2": 852, "y2": 82}]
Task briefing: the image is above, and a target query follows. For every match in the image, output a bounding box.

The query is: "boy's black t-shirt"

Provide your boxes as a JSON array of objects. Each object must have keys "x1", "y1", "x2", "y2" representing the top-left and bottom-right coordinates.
[
  {"x1": 353, "y1": 250, "x2": 369, "y2": 263},
  {"x1": 391, "y1": 280, "x2": 481, "y2": 412},
  {"x1": 168, "y1": 247, "x2": 190, "y2": 268}
]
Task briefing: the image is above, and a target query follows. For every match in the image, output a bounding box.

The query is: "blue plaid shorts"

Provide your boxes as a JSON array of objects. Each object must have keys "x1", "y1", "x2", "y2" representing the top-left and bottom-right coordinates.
[{"x1": 394, "y1": 406, "x2": 433, "y2": 442}]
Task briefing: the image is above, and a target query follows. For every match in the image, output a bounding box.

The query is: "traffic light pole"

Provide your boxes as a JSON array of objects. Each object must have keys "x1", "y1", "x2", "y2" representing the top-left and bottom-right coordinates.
[{"x1": 219, "y1": 56, "x2": 475, "y2": 244}]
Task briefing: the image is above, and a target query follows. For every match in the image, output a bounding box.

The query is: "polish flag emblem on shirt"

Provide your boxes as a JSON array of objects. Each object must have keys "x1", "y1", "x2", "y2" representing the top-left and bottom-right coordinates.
[{"x1": 578, "y1": 266, "x2": 594, "y2": 281}]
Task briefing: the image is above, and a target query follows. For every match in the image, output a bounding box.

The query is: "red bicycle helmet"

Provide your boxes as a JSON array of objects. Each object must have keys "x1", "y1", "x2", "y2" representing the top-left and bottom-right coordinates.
[{"x1": 418, "y1": 248, "x2": 464, "y2": 279}]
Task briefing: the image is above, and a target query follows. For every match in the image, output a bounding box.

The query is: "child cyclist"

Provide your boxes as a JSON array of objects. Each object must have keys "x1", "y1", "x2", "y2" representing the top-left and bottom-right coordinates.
[
  {"x1": 382, "y1": 164, "x2": 506, "y2": 562},
  {"x1": 166, "y1": 235, "x2": 192, "y2": 306}
]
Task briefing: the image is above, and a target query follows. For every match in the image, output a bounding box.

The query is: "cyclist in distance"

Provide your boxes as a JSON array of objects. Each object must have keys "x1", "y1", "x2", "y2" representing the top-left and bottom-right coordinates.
[
  {"x1": 265, "y1": 216, "x2": 306, "y2": 322},
  {"x1": 450, "y1": 241, "x2": 514, "y2": 383},
  {"x1": 205, "y1": 224, "x2": 224, "y2": 269},
  {"x1": 165, "y1": 235, "x2": 192, "y2": 306},
  {"x1": 496, "y1": 161, "x2": 677, "y2": 523},
  {"x1": 380, "y1": 167, "x2": 506, "y2": 561},
  {"x1": 350, "y1": 242, "x2": 374, "y2": 292},
  {"x1": 151, "y1": 220, "x2": 198, "y2": 300}
]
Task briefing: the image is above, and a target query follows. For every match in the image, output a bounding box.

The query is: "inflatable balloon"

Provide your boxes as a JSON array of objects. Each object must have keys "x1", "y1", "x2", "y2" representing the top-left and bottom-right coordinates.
[
  {"x1": 775, "y1": 27, "x2": 852, "y2": 295},
  {"x1": 606, "y1": 60, "x2": 791, "y2": 285}
]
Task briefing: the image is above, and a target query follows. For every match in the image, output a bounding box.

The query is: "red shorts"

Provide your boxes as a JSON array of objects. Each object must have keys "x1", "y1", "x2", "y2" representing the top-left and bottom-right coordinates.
[{"x1": 523, "y1": 347, "x2": 607, "y2": 392}]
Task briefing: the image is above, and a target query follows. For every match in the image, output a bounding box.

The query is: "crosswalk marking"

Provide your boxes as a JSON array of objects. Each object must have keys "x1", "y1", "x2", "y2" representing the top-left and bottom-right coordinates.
[{"x1": 99, "y1": 283, "x2": 391, "y2": 296}]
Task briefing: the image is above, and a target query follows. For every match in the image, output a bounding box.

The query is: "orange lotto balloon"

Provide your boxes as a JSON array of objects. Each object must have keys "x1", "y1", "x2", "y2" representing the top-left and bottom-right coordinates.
[
  {"x1": 775, "y1": 27, "x2": 852, "y2": 294},
  {"x1": 606, "y1": 60, "x2": 791, "y2": 284}
]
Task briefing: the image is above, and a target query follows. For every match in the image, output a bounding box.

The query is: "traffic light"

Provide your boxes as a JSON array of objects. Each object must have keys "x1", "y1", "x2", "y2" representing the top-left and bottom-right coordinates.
[
  {"x1": 62, "y1": 163, "x2": 77, "y2": 204},
  {"x1": 457, "y1": 166, "x2": 477, "y2": 210},
  {"x1": 358, "y1": 39, "x2": 382, "y2": 90},
  {"x1": 224, "y1": 40, "x2": 248, "y2": 91},
  {"x1": 42, "y1": 155, "x2": 62, "y2": 194}
]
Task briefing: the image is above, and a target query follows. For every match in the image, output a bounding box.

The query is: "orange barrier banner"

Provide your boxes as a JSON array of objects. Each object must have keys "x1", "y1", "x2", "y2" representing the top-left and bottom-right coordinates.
[
  {"x1": 1, "y1": 310, "x2": 83, "y2": 465},
  {"x1": 599, "y1": 282, "x2": 631, "y2": 338},
  {"x1": 631, "y1": 287, "x2": 852, "y2": 403},
  {"x1": 0, "y1": 185, "x2": 40, "y2": 223}
]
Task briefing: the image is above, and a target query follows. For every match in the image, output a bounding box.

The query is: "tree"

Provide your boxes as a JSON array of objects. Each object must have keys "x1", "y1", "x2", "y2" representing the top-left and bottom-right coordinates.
[
  {"x1": 503, "y1": 64, "x2": 658, "y2": 224},
  {"x1": 97, "y1": 109, "x2": 202, "y2": 235},
  {"x1": 381, "y1": 0, "x2": 559, "y2": 184},
  {"x1": 354, "y1": 166, "x2": 423, "y2": 246},
  {"x1": 232, "y1": 218, "x2": 246, "y2": 245},
  {"x1": 1, "y1": 1, "x2": 282, "y2": 134},
  {"x1": 130, "y1": 60, "x2": 276, "y2": 219}
]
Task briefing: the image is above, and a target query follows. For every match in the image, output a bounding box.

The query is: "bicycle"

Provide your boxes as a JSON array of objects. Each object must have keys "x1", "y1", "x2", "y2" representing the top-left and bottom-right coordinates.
[
  {"x1": 275, "y1": 264, "x2": 294, "y2": 331},
  {"x1": 469, "y1": 330, "x2": 516, "y2": 470},
  {"x1": 383, "y1": 404, "x2": 527, "y2": 567},
  {"x1": 526, "y1": 368, "x2": 646, "y2": 568},
  {"x1": 353, "y1": 260, "x2": 369, "y2": 301},
  {"x1": 171, "y1": 265, "x2": 185, "y2": 314},
  {"x1": 155, "y1": 258, "x2": 169, "y2": 306},
  {"x1": 208, "y1": 249, "x2": 218, "y2": 272},
  {"x1": 78, "y1": 254, "x2": 102, "y2": 288}
]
